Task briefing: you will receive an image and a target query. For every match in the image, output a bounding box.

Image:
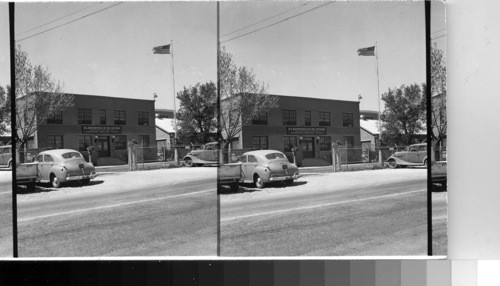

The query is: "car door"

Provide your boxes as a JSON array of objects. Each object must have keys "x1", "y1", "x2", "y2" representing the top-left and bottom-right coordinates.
[
  {"x1": 417, "y1": 145, "x2": 427, "y2": 163},
  {"x1": 35, "y1": 154, "x2": 45, "y2": 180},
  {"x1": 405, "y1": 145, "x2": 419, "y2": 163},
  {"x1": 42, "y1": 154, "x2": 55, "y2": 181},
  {"x1": 241, "y1": 155, "x2": 258, "y2": 182},
  {"x1": 240, "y1": 155, "x2": 251, "y2": 182}
]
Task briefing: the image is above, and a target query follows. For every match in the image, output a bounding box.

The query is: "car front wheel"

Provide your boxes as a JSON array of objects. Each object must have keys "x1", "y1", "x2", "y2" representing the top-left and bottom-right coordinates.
[
  {"x1": 254, "y1": 175, "x2": 265, "y2": 189},
  {"x1": 51, "y1": 174, "x2": 62, "y2": 188}
]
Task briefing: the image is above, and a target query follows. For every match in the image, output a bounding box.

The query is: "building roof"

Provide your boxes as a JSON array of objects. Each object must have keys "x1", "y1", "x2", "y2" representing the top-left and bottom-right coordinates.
[
  {"x1": 360, "y1": 119, "x2": 381, "y2": 135},
  {"x1": 360, "y1": 119, "x2": 427, "y2": 136},
  {"x1": 155, "y1": 118, "x2": 175, "y2": 134}
]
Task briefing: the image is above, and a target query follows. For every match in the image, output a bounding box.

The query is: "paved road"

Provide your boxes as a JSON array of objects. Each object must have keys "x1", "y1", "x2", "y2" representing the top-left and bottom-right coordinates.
[
  {"x1": 0, "y1": 170, "x2": 13, "y2": 257},
  {"x1": 17, "y1": 167, "x2": 217, "y2": 257},
  {"x1": 221, "y1": 168, "x2": 445, "y2": 256}
]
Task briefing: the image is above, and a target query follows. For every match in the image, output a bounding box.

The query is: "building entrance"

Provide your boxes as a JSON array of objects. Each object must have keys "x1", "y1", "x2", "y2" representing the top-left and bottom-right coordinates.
[
  {"x1": 302, "y1": 137, "x2": 315, "y2": 158},
  {"x1": 97, "y1": 136, "x2": 110, "y2": 157}
]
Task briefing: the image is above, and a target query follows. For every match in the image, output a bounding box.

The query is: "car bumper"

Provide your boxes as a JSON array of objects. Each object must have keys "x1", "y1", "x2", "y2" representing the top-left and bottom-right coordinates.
[
  {"x1": 65, "y1": 171, "x2": 97, "y2": 181},
  {"x1": 269, "y1": 172, "x2": 300, "y2": 182}
]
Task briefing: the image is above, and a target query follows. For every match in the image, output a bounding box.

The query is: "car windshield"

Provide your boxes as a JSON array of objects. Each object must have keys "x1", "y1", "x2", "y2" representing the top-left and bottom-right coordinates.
[
  {"x1": 61, "y1": 152, "x2": 82, "y2": 159},
  {"x1": 265, "y1": 153, "x2": 286, "y2": 160}
]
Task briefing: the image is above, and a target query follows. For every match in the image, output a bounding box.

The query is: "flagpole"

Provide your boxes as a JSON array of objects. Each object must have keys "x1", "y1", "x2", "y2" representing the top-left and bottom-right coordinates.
[
  {"x1": 170, "y1": 40, "x2": 178, "y2": 163},
  {"x1": 375, "y1": 42, "x2": 382, "y2": 165}
]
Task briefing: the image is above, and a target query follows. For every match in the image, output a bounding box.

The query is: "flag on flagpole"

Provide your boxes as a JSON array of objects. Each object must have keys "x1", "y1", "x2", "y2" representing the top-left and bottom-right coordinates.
[
  {"x1": 153, "y1": 44, "x2": 171, "y2": 54},
  {"x1": 357, "y1": 46, "x2": 375, "y2": 56}
]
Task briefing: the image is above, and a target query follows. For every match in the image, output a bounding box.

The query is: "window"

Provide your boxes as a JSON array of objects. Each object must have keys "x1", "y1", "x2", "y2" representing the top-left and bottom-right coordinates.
[
  {"x1": 47, "y1": 135, "x2": 63, "y2": 149},
  {"x1": 319, "y1": 136, "x2": 331, "y2": 151},
  {"x1": 78, "y1": 135, "x2": 93, "y2": 151},
  {"x1": 114, "y1": 135, "x2": 127, "y2": 150},
  {"x1": 139, "y1": 135, "x2": 150, "y2": 147},
  {"x1": 304, "y1": 111, "x2": 311, "y2": 126},
  {"x1": 114, "y1": 110, "x2": 126, "y2": 125},
  {"x1": 283, "y1": 136, "x2": 297, "y2": 152},
  {"x1": 100, "y1": 109, "x2": 106, "y2": 125},
  {"x1": 248, "y1": 155, "x2": 257, "y2": 163},
  {"x1": 418, "y1": 145, "x2": 427, "y2": 152},
  {"x1": 282, "y1": 109, "x2": 296, "y2": 125},
  {"x1": 252, "y1": 112, "x2": 268, "y2": 125},
  {"x1": 252, "y1": 136, "x2": 268, "y2": 149},
  {"x1": 78, "y1": 108, "x2": 92, "y2": 124},
  {"x1": 47, "y1": 111, "x2": 63, "y2": 124},
  {"x1": 43, "y1": 155, "x2": 54, "y2": 162},
  {"x1": 138, "y1": 111, "x2": 149, "y2": 126},
  {"x1": 343, "y1": 113, "x2": 354, "y2": 127},
  {"x1": 342, "y1": 136, "x2": 355, "y2": 148},
  {"x1": 319, "y1": 111, "x2": 331, "y2": 126}
]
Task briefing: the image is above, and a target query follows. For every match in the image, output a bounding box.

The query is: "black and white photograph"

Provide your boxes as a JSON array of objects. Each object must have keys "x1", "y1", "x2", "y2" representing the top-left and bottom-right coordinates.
[
  {"x1": 217, "y1": 1, "x2": 447, "y2": 256},
  {"x1": 7, "y1": 2, "x2": 218, "y2": 257}
]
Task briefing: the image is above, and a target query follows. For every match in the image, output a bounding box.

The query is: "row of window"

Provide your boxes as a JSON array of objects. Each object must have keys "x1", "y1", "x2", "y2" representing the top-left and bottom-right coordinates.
[
  {"x1": 46, "y1": 135, "x2": 150, "y2": 150},
  {"x1": 252, "y1": 110, "x2": 354, "y2": 127},
  {"x1": 47, "y1": 109, "x2": 150, "y2": 126},
  {"x1": 252, "y1": 135, "x2": 355, "y2": 152}
]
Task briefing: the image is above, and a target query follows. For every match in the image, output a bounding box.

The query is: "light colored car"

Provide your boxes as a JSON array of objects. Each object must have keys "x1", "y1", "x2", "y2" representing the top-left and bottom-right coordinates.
[
  {"x1": 386, "y1": 143, "x2": 433, "y2": 168},
  {"x1": 35, "y1": 149, "x2": 97, "y2": 188},
  {"x1": 0, "y1": 145, "x2": 12, "y2": 168},
  {"x1": 239, "y1": 150, "x2": 299, "y2": 188},
  {"x1": 183, "y1": 142, "x2": 219, "y2": 167}
]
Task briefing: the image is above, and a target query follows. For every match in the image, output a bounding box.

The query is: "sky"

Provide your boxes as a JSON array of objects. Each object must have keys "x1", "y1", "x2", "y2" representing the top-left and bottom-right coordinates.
[
  {"x1": 220, "y1": 1, "x2": 446, "y2": 112},
  {"x1": 1, "y1": 2, "x2": 217, "y2": 111},
  {"x1": 1, "y1": 1, "x2": 446, "y2": 113}
]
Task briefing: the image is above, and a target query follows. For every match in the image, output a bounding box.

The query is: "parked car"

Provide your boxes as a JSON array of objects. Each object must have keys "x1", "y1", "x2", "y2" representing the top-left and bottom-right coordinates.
[
  {"x1": 386, "y1": 143, "x2": 433, "y2": 168},
  {"x1": 183, "y1": 142, "x2": 219, "y2": 167},
  {"x1": 239, "y1": 150, "x2": 299, "y2": 188},
  {"x1": 35, "y1": 149, "x2": 97, "y2": 188},
  {"x1": 0, "y1": 145, "x2": 12, "y2": 168}
]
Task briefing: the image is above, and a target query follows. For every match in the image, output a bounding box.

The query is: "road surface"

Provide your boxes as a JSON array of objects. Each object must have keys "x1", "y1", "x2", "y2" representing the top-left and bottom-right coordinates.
[
  {"x1": 0, "y1": 170, "x2": 13, "y2": 257},
  {"x1": 17, "y1": 167, "x2": 217, "y2": 257},
  {"x1": 220, "y1": 168, "x2": 446, "y2": 256}
]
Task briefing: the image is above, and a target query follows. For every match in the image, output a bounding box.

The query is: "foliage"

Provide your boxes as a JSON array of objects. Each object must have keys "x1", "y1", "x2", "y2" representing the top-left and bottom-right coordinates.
[
  {"x1": 15, "y1": 45, "x2": 74, "y2": 149},
  {"x1": 430, "y1": 45, "x2": 447, "y2": 149},
  {"x1": 0, "y1": 85, "x2": 11, "y2": 134},
  {"x1": 380, "y1": 83, "x2": 426, "y2": 146},
  {"x1": 176, "y1": 82, "x2": 218, "y2": 144},
  {"x1": 219, "y1": 47, "x2": 278, "y2": 150}
]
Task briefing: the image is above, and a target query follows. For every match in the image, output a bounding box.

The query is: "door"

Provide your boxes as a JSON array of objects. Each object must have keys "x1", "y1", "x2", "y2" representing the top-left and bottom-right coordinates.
[
  {"x1": 417, "y1": 145, "x2": 427, "y2": 163},
  {"x1": 302, "y1": 137, "x2": 315, "y2": 158},
  {"x1": 38, "y1": 154, "x2": 54, "y2": 181},
  {"x1": 405, "y1": 145, "x2": 419, "y2": 163},
  {"x1": 241, "y1": 155, "x2": 258, "y2": 182},
  {"x1": 97, "y1": 136, "x2": 110, "y2": 157}
]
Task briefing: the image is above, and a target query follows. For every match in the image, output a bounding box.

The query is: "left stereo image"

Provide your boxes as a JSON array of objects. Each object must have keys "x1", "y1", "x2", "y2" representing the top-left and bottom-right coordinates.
[{"x1": 3, "y1": 2, "x2": 218, "y2": 257}]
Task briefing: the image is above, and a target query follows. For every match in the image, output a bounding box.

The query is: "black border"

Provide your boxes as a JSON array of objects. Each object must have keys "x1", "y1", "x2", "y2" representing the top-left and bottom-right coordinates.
[
  {"x1": 9, "y1": 1, "x2": 18, "y2": 258},
  {"x1": 425, "y1": 0, "x2": 433, "y2": 256}
]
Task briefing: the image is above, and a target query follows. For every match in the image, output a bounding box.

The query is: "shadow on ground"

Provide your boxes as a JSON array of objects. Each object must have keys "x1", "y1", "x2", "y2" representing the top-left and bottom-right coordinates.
[
  {"x1": 219, "y1": 181, "x2": 307, "y2": 195},
  {"x1": 17, "y1": 180, "x2": 105, "y2": 195}
]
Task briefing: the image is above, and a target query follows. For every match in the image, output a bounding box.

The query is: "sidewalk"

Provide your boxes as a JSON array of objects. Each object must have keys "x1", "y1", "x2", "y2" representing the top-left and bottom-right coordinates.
[
  {"x1": 95, "y1": 161, "x2": 180, "y2": 173},
  {"x1": 299, "y1": 162, "x2": 389, "y2": 174}
]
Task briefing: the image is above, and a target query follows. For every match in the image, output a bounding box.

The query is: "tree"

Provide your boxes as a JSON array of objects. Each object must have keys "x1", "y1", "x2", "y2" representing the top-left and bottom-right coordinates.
[
  {"x1": 430, "y1": 45, "x2": 447, "y2": 153},
  {"x1": 0, "y1": 85, "x2": 11, "y2": 135},
  {"x1": 219, "y1": 47, "x2": 278, "y2": 153},
  {"x1": 176, "y1": 82, "x2": 218, "y2": 145},
  {"x1": 380, "y1": 83, "x2": 426, "y2": 146},
  {"x1": 15, "y1": 45, "x2": 74, "y2": 150}
]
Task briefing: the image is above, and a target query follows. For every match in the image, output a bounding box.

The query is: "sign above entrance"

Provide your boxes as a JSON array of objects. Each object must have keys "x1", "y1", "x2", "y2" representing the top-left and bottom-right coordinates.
[
  {"x1": 82, "y1": 126, "x2": 122, "y2": 134},
  {"x1": 286, "y1": 127, "x2": 327, "y2": 135}
]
